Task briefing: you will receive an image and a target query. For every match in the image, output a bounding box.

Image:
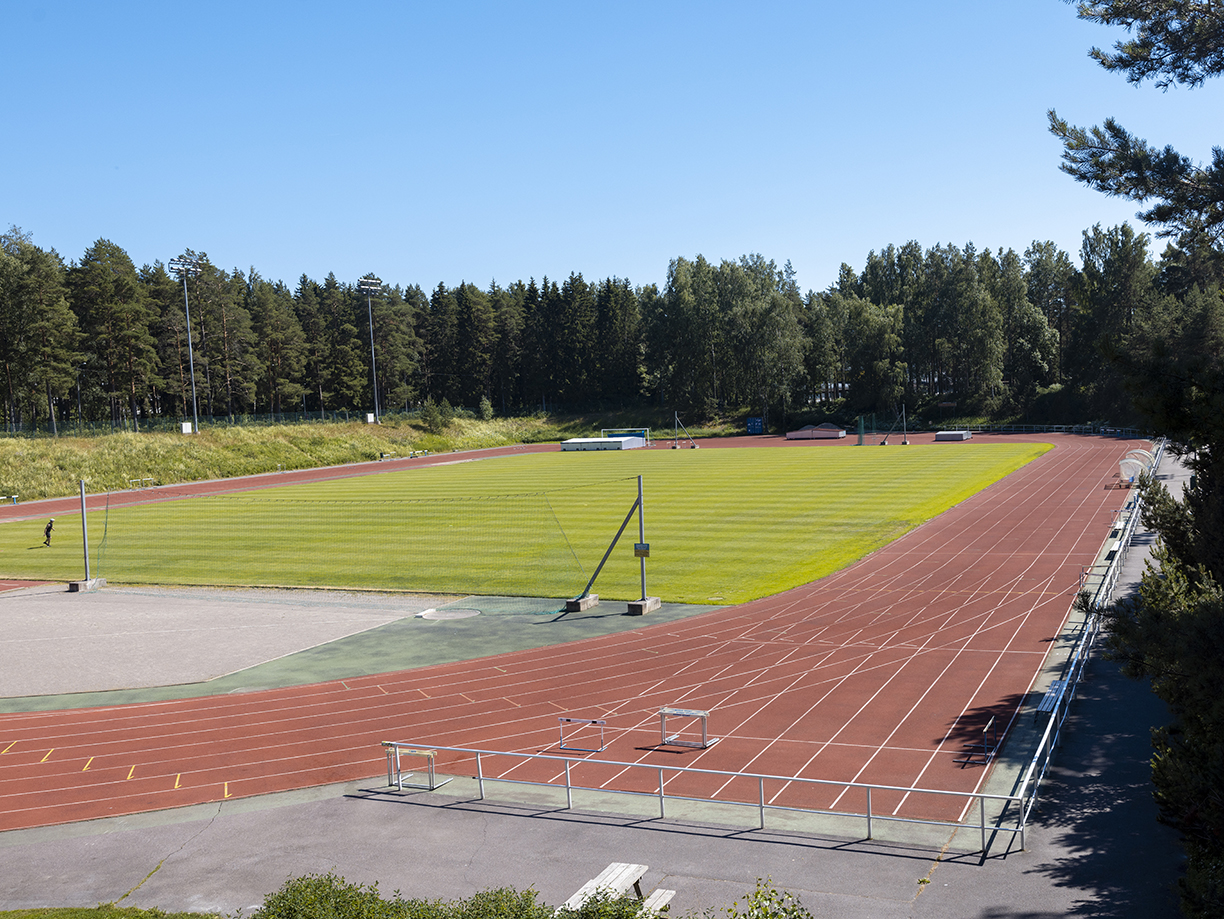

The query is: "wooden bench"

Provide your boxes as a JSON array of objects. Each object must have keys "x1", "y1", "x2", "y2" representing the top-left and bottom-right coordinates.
[
  {"x1": 1035, "y1": 680, "x2": 1067, "y2": 720},
  {"x1": 563, "y1": 862, "x2": 675, "y2": 913}
]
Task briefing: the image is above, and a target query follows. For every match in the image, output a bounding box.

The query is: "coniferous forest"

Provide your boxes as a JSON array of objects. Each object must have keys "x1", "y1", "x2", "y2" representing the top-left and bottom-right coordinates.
[{"x1": 0, "y1": 223, "x2": 1205, "y2": 434}]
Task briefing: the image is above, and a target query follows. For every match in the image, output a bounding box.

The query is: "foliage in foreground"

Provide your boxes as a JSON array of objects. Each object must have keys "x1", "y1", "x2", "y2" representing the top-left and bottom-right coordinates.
[
  {"x1": 248, "y1": 873, "x2": 816, "y2": 919},
  {"x1": 251, "y1": 873, "x2": 650, "y2": 919},
  {"x1": 0, "y1": 908, "x2": 217, "y2": 919}
]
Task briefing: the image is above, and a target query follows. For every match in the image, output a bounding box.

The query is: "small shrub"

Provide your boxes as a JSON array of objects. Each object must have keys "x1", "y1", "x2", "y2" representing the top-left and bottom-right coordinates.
[
  {"x1": 252, "y1": 872, "x2": 409, "y2": 919},
  {"x1": 419, "y1": 398, "x2": 445, "y2": 435},
  {"x1": 721, "y1": 879, "x2": 810, "y2": 919},
  {"x1": 479, "y1": 396, "x2": 494, "y2": 422}
]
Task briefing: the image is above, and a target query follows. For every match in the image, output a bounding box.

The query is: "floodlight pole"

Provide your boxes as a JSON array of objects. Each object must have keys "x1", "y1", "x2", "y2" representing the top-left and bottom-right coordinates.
[
  {"x1": 169, "y1": 254, "x2": 201, "y2": 433},
  {"x1": 359, "y1": 277, "x2": 383, "y2": 423}
]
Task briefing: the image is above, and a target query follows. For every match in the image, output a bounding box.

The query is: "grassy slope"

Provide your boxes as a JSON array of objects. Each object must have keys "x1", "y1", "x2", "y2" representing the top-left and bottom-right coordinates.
[
  {"x1": 0, "y1": 413, "x2": 745, "y2": 503},
  {"x1": 0, "y1": 443, "x2": 1049, "y2": 604}
]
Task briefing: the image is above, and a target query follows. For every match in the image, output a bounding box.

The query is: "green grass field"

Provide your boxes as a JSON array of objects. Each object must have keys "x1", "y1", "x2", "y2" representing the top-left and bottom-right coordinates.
[{"x1": 0, "y1": 444, "x2": 1049, "y2": 604}]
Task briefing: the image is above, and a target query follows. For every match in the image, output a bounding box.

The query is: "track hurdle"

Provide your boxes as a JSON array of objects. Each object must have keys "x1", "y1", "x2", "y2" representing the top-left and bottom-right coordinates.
[
  {"x1": 558, "y1": 717, "x2": 607, "y2": 752},
  {"x1": 659, "y1": 707, "x2": 717, "y2": 748},
  {"x1": 126, "y1": 477, "x2": 155, "y2": 490},
  {"x1": 382, "y1": 742, "x2": 452, "y2": 791},
  {"x1": 954, "y1": 716, "x2": 997, "y2": 767}
]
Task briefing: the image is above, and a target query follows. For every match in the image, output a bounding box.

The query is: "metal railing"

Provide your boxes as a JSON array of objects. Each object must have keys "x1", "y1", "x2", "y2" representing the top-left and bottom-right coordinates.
[
  {"x1": 1011, "y1": 436, "x2": 1164, "y2": 830},
  {"x1": 972, "y1": 423, "x2": 1148, "y2": 438},
  {"x1": 380, "y1": 740, "x2": 1025, "y2": 853}
]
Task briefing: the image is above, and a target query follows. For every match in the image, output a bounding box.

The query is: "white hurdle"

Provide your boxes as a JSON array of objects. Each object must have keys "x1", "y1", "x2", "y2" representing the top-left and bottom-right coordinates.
[
  {"x1": 382, "y1": 741, "x2": 452, "y2": 791},
  {"x1": 558, "y1": 717, "x2": 607, "y2": 752},
  {"x1": 659, "y1": 707, "x2": 717, "y2": 748}
]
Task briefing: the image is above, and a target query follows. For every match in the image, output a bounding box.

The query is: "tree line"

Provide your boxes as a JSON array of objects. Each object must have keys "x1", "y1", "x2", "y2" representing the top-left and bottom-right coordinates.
[{"x1": 1, "y1": 223, "x2": 1206, "y2": 434}]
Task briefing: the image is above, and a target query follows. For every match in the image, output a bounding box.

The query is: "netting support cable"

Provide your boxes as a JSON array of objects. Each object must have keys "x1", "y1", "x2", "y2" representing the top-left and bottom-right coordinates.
[{"x1": 543, "y1": 495, "x2": 586, "y2": 578}]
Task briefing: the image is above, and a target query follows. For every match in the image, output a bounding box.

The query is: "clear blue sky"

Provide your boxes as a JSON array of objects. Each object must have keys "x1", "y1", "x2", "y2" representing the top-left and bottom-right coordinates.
[{"x1": 5, "y1": 1, "x2": 1220, "y2": 295}]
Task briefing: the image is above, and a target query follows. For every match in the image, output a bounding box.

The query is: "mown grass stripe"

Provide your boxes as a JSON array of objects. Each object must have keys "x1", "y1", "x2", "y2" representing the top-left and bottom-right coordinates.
[{"x1": 0, "y1": 444, "x2": 1049, "y2": 604}]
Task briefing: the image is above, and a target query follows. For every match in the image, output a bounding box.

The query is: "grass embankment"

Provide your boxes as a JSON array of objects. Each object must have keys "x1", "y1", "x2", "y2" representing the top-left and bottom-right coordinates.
[
  {"x1": 0, "y1": 412, "x2": 744, "y2": 503},
  {"x1": 0, "y1": 443, "x2": 1049, "y2": 603}
]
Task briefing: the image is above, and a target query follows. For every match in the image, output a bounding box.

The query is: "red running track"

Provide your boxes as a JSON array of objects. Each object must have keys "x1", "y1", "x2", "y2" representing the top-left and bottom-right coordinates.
[{"x1": 0, "y1": 434, "x2": 1137, "y2": 831}]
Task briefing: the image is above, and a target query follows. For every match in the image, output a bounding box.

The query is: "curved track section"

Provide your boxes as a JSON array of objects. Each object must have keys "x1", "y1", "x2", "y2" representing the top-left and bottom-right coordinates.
[{"x1": 0, "y1": 434, "x2": 1136, "y2": 831}]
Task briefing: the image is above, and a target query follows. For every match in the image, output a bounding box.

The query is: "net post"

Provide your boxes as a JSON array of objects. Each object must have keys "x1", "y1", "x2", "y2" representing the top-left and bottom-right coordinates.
[
  {"x1": 80, "y1": 480, "x2": 90, "y2": 583},
  {"x1": 638, "y1": 475, "x2": 646, "y2": 601}
]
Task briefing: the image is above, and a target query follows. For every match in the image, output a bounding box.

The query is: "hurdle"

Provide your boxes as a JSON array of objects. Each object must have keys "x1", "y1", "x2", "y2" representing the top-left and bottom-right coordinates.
[
  {"x1": 659, "y1": 707, "x2": 717, "y2": 748},
  {"x1": 558, "y1": 717, "x2": 607, "y2": 752},
  {"x1": 126, "y1": 477, "x2": 155, "y2": 490},
  {"x1": 381, "y1": 742, "x2": 452, "y2": 791},
  {"x1": 954, "y1": 716, "x2": 997, "y2": 767}
]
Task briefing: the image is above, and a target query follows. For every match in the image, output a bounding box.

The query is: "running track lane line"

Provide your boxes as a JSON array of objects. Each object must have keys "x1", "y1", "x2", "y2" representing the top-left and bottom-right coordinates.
[{"x1": 0, "y1": 434, "x2": 1139, "y2": 831}]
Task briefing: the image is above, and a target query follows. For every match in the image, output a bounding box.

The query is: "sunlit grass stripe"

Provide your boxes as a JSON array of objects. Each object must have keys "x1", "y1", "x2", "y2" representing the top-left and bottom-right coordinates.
[{"x1": 0, "y1": 444, "x2": 1050, "y2": 603}]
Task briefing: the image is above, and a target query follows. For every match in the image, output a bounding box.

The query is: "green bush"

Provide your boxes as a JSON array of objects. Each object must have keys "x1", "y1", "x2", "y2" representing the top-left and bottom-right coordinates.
[
  {"x1": 252, "y1": 873, "x2": 411, "y2": 919},
  {"x1": 719, "y1": 879, "x2": 810, "y2": 919},
  {"x1": 249, "y1": 875, "x2": 662, "y2": 919},
  {"x1": 419, "y1": 399, "x2": 445, "y2": 435}
]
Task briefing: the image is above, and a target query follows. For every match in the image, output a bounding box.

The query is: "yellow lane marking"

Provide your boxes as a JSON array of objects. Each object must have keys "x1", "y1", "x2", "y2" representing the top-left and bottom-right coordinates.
[
  {"x1": 224, "y1": 782, "x2": 231, "y2": 798},
  {"x1": 1, "y1": 741, "x2": 16, "y2": 755},
  {"x1": 40, "y1": 749, "x2": 53, "y2": 763},
  {"x1": 174, "y1": 773, "x2": 182, "y2": 789},
  {"x1": 83, "y1": 757, "x2": 94, "y2": 772},
  {"x1": 127, "y1": 765, "x2": 136, "y2": 780}
]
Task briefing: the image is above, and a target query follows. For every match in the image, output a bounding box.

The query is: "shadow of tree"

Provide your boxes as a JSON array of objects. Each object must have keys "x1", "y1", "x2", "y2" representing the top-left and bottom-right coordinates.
[{"x1": 1016, "y1": 655, "x2": 1183, "y2": 917}]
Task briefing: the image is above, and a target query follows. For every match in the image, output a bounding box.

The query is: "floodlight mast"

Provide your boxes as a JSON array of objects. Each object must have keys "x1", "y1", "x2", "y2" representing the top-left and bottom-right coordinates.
[
  {"x1": 168, "y1": 253, "x2": 202, "y2": 434},
  {"x1": 358, "y1": 276, "x2": 383, "y2": 423}
]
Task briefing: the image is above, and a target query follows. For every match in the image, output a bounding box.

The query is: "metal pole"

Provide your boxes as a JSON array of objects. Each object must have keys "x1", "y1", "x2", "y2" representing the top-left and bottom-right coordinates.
[
  {"x1": 638, "y1": 475, "x2": 646, "y2": 601},
  {"x1": 366, "y1": 290, "x2": 380, "y2": 423},
  {"x1": 79, "y1": 480, "x2": 90, "y2": 583},
  {"x1": 183, "y1": 275, "x2": 199, "y2": 434},
  {"x1": 980, "y1": 796, "x2": 987, "y2": 853},
  {"x1": 866, "y1": 786, "x2": 873, "y2": 839}
]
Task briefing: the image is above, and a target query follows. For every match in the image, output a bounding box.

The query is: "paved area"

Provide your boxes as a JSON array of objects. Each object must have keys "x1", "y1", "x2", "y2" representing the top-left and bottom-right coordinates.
[
  {"x1": 0, "y1": 586, "x2": 436, "y2": 697},
  {"x1": 0, "y1": 589, "x2": 720, "y2": 712},
  {"x1": 0, "y1": 446, "x2": 1189, "y2": 916}
]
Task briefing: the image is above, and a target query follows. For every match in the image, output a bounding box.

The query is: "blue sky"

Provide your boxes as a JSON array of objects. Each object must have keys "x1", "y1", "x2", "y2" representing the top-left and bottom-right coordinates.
[{"x1": 5, "y1": 1, "x2": 1221, "y2": 294}]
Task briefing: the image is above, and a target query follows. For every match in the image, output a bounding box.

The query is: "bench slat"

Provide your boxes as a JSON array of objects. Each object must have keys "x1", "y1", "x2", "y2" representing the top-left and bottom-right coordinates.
[{"x1": 642, "y1": 889, "x2": 675, "y2": 914}]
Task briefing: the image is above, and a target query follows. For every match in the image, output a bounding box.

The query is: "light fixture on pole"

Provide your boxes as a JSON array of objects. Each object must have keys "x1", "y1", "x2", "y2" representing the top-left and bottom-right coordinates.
[
  {"x1": 169, "y1": 252, "x2": 202, "y2": 433},
  {"x1": 358, "y1": 276, "x2": 383, "y2": 423}
]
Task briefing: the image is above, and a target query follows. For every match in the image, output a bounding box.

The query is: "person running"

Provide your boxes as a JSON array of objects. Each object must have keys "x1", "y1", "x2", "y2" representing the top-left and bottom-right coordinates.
[{"x1": 43, "y1": 518, "x2": 54, "y2": 546}]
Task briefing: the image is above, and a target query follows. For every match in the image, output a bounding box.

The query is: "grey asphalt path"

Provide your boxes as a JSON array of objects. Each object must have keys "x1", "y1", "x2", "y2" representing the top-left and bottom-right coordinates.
[
  {"x1": 0, "y1": 457, "x2": 1189, "y2": 918},
  {"x1": 0, "y1": 585, "x2": 440, "y2": 697}
]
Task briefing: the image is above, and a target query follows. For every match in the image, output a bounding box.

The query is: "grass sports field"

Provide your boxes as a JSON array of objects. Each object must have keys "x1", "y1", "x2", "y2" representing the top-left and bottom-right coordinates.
[{"x1": 0, "y1": 443, "x2": 1048, "y2": 604}]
